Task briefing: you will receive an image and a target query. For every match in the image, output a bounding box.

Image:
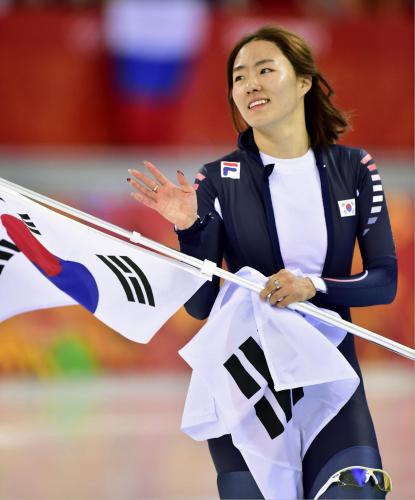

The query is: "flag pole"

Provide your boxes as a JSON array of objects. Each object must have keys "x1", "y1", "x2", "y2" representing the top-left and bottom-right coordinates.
[
  {"x1": 0, "y1": 177, "x2": 202, "y2": 269},
  {"x1": 1, "y1": 177, "x2": 414, "y2": 361}
]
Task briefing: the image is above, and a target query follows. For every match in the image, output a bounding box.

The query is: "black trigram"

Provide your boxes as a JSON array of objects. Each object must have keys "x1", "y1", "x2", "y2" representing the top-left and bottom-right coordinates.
[
  {"x1": 18, "y1": 213, "x2": 41, "y2": 235},
  {"x1": 0, "y1": 239, "x2": 20, "y2": 275},
  {"x1": 224, "y1": 336, "x2": 304, "y2": 439},
  {"x1": 97, "y1": 255, "x2": 155, "y2": 306}
]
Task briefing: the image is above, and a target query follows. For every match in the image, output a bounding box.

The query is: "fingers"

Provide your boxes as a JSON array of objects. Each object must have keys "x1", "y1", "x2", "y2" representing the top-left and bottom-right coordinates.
[
  {"x1": 268, "y1": 288, "x2": 297, "y2": 308},
  {"x1": 128, "y1": 168, "x2": 160, "y2": 192},
  {"x1": 259, "y1": 270, "x2": 287, "y2": 300},
  {"x1": 259, "y1": 269, "x2": 301, "y2": 308},
  {"x1": 176, "y1": 170, "x2": 193, "y2": 193},
  {"x1": 128, "y1": 162, "x2": 192, "y2": 195},
  {"x1": 143, "y1": 160, "x2": 170, "y2": 186},
  {"x1": 260, "y1": 282, "x2": 273, "y2": 300},
  {"x1": 273, "y1": 295, "x2": 293, "y2": 308},
  {"x1": 130, "y1": 190, "x2": 158, "y2": 210},
  {"x1": 260, "y1": 272, "x2": 316, "y2": 308},
  {"x1": 128, "y1": 178, "x2": 158, "y2": 200}
]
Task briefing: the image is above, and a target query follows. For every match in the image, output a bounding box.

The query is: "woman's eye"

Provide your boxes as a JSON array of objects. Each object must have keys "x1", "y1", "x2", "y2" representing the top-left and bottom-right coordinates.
[
  {"x1": 234, "y1": 75, "x2": 244, "y2": 83},
  {"x1": 260, "y1": 67, "x2": 273, "y2": 74}
]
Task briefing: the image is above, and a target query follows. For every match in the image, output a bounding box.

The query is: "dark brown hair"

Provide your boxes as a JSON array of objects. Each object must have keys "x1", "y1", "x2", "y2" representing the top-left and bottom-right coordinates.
[{"x1": 227, "y1": 25, "x2": 350, "y2": 149}]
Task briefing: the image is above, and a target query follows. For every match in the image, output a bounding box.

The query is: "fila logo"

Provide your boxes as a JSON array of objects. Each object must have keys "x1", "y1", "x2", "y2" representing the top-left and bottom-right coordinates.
[
  {"x1": 96, "y1": 255, "x2": 155, "y2": 306},
  {"x1": 224, "y1": 336, "x2": 304, "y2": 439},
  {"x1": 221, "y1": 161, "x2": 240, "y2": 179},
  {"x1": 0, "y1": 239, "x2": 20, "y2": 275},
  {"x1": 337, "y1": 199, "x2": 355, "y2": 217},
  {"x1": 18, "y1": 213, "x2": 41, "y2": 235}
]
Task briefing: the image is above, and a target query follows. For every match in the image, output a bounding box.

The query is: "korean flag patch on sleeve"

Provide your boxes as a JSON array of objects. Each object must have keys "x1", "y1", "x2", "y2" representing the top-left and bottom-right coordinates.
[
  {"x1": 221, "y1": 161, "x2": 240, "y2": 179},
  {"x1": 338, "y1": 198, "x2": 356, "y2": 217}
]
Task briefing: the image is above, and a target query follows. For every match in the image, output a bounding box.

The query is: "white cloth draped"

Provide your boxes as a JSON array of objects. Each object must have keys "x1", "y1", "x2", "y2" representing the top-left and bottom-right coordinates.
[{"x1": 179, "y1": 267, "x2": 359, "y2": 500}]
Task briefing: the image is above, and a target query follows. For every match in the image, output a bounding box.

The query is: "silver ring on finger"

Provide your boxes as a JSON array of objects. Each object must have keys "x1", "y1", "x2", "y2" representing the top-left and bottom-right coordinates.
[
  {"x1": 152, "y1": 184, "x2": 160, "y2": 193},
  {"x1": 274, "y1": 279, "x2": 281, "y2": 290}
]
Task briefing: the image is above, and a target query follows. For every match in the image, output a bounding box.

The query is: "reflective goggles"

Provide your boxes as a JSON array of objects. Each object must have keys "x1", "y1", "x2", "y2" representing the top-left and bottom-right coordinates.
[{"x1": 314, "y1": 465, "x2": 392, "y2": 499}]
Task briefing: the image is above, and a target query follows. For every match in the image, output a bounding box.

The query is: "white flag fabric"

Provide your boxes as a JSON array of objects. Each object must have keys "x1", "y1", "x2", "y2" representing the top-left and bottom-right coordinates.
[
  {"x1": 0, "y1": 186, "x2": 206, "y2": 343},
  {"x1": 179, "y1": 267, "x2": 359, "y2": 500}
]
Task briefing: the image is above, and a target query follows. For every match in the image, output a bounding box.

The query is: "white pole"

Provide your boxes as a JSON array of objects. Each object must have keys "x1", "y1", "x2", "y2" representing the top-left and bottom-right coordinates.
[
  {"x1": 1, "y1": 177, "x2": 414, "y2": 361},
  {"x1": 0, "y1": 177, "x2": 202, "y2": 268}
]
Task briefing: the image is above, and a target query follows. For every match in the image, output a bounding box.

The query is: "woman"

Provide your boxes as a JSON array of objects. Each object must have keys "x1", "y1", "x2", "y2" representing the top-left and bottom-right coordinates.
[{"x1": 128, "y1": 26, "x2": 397, "y2": 499}]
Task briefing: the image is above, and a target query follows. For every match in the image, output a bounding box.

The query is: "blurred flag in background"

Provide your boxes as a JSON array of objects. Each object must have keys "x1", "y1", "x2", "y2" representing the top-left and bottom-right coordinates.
[{"x1": 104, "y1": 0, "x2": 210, "y2": 144}]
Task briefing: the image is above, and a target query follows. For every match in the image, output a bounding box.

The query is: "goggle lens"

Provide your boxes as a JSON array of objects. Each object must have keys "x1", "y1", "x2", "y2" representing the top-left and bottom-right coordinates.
[
  {"x1": 373, "y1": 470, "x2": 391, "y2": 491},
  {"x1": 339, "y1": 468, "x2": 391, "y2": 491}
]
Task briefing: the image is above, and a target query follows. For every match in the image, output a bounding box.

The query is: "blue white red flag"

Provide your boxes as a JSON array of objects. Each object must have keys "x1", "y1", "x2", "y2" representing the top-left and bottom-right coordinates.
[
  {"x1": 0, "y1": 187, "x2": 206, "y2": 343},
  {"x1": 104, "y1": 0, "x2": 208, "y2": 98}
]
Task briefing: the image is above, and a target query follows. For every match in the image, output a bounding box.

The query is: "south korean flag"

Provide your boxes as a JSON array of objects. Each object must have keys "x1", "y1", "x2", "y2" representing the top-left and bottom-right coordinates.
[
  {"x1": 0, "y1": 186, "x2": 206, "y2": 343},
  {"x1": 179, "y1": 267, "x2": 359, "y2": 499}
]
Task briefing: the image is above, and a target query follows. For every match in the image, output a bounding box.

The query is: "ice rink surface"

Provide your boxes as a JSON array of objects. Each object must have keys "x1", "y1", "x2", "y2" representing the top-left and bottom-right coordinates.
[{"x1": 0, "y1": 364, "x2": 413, "y2": 500}]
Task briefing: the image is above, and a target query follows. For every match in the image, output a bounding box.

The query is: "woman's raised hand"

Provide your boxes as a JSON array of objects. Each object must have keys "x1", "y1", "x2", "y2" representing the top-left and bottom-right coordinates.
[{"x1": 128, "y1": 161, "x2": 198, "y2": 230}]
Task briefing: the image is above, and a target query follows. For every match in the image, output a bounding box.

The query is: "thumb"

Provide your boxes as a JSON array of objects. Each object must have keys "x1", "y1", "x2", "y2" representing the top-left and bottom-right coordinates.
[{"x1": 176, "y1": 170, "x2": 193, "y2": 193}]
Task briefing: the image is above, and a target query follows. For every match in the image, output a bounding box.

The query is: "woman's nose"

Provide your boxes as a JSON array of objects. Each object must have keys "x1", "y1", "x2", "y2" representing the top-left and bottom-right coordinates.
[{"x1": 245, "y1": 75, "x2": 261, "y2": 93}]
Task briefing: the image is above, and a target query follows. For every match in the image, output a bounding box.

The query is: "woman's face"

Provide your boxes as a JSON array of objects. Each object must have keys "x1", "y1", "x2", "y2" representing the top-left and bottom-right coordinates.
[{"x1": 231, "y1": 40, "x2": 310, "y2": 132}]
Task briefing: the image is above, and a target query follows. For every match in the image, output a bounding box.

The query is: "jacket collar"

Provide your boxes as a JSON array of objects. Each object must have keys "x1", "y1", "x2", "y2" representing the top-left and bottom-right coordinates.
[
  {"x1": 237, "y1": 127, "x2": 326, "y2": 169},
  {"x1": 237, "y1": 128, "x2": 259, "y2": 157}
]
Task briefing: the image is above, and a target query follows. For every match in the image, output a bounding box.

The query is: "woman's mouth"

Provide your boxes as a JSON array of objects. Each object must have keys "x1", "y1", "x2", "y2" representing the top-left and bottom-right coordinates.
[{"x1": 248, "y1": 98, "x2": 270, "y2": 110}]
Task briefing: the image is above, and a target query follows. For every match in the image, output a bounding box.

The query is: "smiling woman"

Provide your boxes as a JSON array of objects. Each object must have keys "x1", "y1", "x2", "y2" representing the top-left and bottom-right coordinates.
[
  {"x1": 227, "y1": 27, "x2": 349, "y2": 157},
  {"x1": 128, "y1": 25, "x2": 397, "y2": 500},
  {"x1": 230, "y1": 40, "x2": 312, "y2": 153}
]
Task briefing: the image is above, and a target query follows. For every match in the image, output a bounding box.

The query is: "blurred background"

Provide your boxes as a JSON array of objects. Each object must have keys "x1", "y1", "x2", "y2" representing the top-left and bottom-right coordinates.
[{"x1": 0, "y1": 0, "x2": 413, "y2": 499}]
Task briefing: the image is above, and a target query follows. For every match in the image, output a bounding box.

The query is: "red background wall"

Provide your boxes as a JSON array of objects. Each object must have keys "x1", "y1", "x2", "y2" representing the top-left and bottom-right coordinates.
[{"x1": 0, "y1": 8, "x2": 412, "y2": 149}]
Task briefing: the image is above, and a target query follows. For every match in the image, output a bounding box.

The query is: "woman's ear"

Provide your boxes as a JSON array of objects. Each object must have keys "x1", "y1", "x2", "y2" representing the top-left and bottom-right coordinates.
[{"x1": 299, "y1": 76, "x2": 312, "y2": 96}]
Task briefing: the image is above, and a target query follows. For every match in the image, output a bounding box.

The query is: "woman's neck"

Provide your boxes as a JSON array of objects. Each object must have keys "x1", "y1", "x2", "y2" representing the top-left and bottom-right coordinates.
[{"x1": 253, "y1": 124, "x2": 310, "y2": 159}]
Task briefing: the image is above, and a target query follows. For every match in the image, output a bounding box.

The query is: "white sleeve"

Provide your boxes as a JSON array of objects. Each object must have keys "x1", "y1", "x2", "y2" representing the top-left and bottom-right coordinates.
[{"x1": 308, "y1": 276, "x2": 327, "y2": 294}]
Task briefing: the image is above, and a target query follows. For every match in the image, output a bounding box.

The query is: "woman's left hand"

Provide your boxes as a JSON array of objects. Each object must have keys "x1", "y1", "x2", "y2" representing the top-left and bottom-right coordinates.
[{"x1": 259, "y1": 269, "x2": 316, "y2": 308}]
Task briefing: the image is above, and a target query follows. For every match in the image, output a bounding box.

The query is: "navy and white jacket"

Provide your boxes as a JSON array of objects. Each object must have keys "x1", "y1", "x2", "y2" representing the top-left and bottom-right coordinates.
[
  {"x1": 177, "y1": 127, "x2": 397, "y2": 490},
  {"x1": 178, "y1": 127, "x2": 397, "y2": 323}
]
